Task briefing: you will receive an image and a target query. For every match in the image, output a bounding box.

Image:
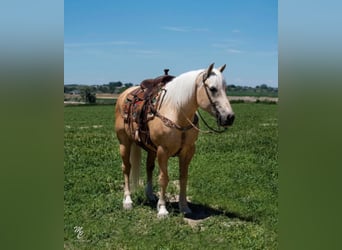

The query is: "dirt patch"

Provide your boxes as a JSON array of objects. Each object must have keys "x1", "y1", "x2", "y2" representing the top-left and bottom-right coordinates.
[
  {"x1": 64, "y1": 101, "x2": 86, "y2": 105},
  {"x1": 96, "y1": 93, "x2": 119, "y2": 99}
]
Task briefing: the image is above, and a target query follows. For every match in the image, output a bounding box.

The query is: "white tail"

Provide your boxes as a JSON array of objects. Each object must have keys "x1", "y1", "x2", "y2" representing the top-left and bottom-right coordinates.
[{"x1": 129, "y1": 143, "x2": 141, "y2": 192}]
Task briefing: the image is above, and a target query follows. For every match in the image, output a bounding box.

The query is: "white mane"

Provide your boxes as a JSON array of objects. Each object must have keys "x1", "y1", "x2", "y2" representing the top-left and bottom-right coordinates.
[
  {"x1": 163, "y1": 69, "x2": 203, "y2": 109},
  {"x1": 162, "y1": 68, "x2": 226, "y2": 109}
]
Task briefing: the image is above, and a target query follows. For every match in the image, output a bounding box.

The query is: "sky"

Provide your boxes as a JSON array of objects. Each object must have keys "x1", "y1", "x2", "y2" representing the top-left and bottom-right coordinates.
[{"x1": 65, "y1": 0, "x2": 278, "y2": 87}]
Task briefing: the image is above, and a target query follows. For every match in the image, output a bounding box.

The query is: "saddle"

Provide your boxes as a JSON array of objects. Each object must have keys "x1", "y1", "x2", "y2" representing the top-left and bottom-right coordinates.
[{"x1": 123, "y1": 69, "x2": 175, "y2": 151}]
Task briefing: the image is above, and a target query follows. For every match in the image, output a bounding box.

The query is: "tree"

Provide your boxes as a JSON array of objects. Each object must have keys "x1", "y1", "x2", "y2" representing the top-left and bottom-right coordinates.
[
  {"x1": 109, "y1": 81, "x2": 123, "y2": 92},
  {"x1": 124, "y1": 83, "x2": 133, "y2": 88},
  {"x1": 260, "y1": 84, "x2": 268, "y2": 89},
  {"x1": 81, "y1": 87, "x2": 96, "y2": 104},
  {"x1": 98, "y1": 85, "x2": 110, "y2": 93}
]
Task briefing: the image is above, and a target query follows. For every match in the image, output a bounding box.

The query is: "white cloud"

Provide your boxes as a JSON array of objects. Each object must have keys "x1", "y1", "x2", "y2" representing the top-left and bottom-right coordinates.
[
  {"x1": 162, "y1": 26, "x2": 208, "y2": 32},
  {"x1": 162, "y1": 26, "x2": 188, "y2": 32},
  {"x1": 226, "y1": 49, "x2": 243, "y2": 54},
  {"x1": 254, "y1": 50, "x2": 278, "y2": 56},
  {"x1": 193, "y1": 28, "x2": 209, "y2": 32},
  {"x1": 232, "y1": 29, "x2": 241, "y2": 33},
  {"x1": 212, "y1": 39, "x2": 242, "y2": 48},
  {"x1": 64, "y1": 41, "x2": 137, "y2": 48},
  {"x1": 129, "y1": 49, "x2": 160, "y2": 56},
  {"x1": 212, "y1": 43, "x2": 227, "y2": 48}
]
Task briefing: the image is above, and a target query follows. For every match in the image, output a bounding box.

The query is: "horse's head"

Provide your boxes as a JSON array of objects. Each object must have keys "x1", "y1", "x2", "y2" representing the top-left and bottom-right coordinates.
[{"x1": 196, "y1": 63, "x2": 235, "y2": 127}]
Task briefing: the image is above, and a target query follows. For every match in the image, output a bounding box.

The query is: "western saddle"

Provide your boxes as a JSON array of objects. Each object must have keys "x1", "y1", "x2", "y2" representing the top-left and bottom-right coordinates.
[{"x1": 123, "y1": 69, "x2": 175, "y2": 152}]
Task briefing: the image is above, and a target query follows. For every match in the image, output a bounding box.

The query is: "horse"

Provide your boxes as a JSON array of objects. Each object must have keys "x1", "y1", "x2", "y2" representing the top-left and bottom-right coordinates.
[{"x1": 115, "y1": 63, "x2": 235, "y2": 217}]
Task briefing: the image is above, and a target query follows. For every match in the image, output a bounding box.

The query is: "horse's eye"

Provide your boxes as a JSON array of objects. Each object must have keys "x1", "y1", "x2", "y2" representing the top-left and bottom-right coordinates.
[{"x1": 209, "y1": 86, "x2": 218, "y2": 93}]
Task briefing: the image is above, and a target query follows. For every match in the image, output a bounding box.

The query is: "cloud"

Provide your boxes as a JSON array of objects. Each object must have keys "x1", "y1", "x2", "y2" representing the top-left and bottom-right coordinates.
[
  {"x1": 232, "y1": 29, "x2": 241, "y2": 33},
  {"x1": 193, "y1": 28, "x2": 209, "y2": 32},
  {"x1": 162, "y1": 26, "x2": 208, "y2": 32},
  {"x1": 129, "y1": 49, "x2": 160, "y2": 56},
  {"x1": 254, "y1": 50, "x2": 278, "y2": 56},
  {"x1": 226, "y1": 49, "x2": 243, "y2": 54},
  {"x1": 212, "y1": 39, "x2": 241, "y2": 48},
  {"x1": 212, "y1": 40, "x2": 244, "y2": 54},
  {"x1": 211, "y1": 43, "x2": 226, "y2": 48},
  {"x1": 162, "y1": 26, "x2": 188, "y2": 32},
  {"x1": 64, "y1": 41, "x2": 137, "y2": 48}
]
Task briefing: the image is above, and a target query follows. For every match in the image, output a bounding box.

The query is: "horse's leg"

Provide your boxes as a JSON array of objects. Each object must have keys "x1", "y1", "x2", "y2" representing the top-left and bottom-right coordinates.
[
  {"x1": 178, "y1": 145, "x2": 195, "y2": 214},
  {"x1": 145, "y1": 150, "x2": 156, "y2": 201},
  {"x1": 156, "y1": 146, "x2": 169, "y2": 217},
  {"x1": 119, "y1": 140, "x2": 133, "y2": 209}
]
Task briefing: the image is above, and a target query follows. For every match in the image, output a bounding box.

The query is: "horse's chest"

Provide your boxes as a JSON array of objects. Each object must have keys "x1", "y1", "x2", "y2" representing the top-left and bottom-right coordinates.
[{"x1": 149, "y1": 122, "x2": 198, "y2": 154}]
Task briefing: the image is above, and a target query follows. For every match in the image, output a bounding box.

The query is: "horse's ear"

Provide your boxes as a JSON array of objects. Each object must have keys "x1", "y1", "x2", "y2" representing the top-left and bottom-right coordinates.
[
  {"x1": 204, "y1": 63, "x2": 215, "y2": 80},
  {"x1": 207, "y1": 63, "x2": 215, "y2": 74},
  {"x1": 218, "y1": 64, "x2": 226, "y2": 72}
]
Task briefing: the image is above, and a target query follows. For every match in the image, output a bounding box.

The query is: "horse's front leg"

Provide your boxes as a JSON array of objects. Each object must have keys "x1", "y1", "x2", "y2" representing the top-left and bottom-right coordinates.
[
  {"x1": 145, "y1": 150, "x2": 156, "y2": 201},
  {"x1": 157, "y1": 146, "x2": 169, "y2": 217},
  {"x1": 178, "y1": 145, "x2": 195, "y2": 214}
]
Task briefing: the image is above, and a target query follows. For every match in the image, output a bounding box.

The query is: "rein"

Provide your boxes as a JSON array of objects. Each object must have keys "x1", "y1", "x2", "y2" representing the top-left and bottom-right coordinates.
[{"x1": 196, "y1": 109, "x2": 227, "y2": 133}]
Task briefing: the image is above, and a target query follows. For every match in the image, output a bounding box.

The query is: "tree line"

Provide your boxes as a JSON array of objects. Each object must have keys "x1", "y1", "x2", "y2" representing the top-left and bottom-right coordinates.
[
  {"x1": 226, "y1": 84, "x2": 278, "y2": 97},
  {"x1": 64, "y1": 82, "x2": 278, "y2": 103},
  {"x1": 64, "y1": 82, "x2": 134, "y2": 103},
  {"x1": 64, "y1": 81, "x2": 134, "y2": 95}
]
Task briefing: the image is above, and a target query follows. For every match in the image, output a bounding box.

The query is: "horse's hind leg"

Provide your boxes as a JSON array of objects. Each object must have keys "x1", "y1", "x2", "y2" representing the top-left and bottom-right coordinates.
[
  {"x1": 119, "y1": 139, "x2": 133, "y2": 209},
  {"x1": 145, "y1": 150, "x2": 156, "y2": 201},
  {"x1": 156, "y1": 146, "x2": 170, "y2": 217}
]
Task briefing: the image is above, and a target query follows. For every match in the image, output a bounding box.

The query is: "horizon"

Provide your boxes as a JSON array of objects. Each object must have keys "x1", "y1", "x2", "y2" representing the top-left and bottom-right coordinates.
[{"x1": 65, "y1": 1, "x2": 278, "y2": 87}]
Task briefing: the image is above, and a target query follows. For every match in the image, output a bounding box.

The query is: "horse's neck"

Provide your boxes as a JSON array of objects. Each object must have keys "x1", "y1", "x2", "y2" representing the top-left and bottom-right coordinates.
[{"x1": 160, "y1": 70, "x2": 201, "y2": 126}]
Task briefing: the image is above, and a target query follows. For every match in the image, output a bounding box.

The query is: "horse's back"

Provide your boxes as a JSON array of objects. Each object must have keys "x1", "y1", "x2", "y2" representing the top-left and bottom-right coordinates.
[{"x1": 115, "y1": 86, "x2": 139, "y2": 132}]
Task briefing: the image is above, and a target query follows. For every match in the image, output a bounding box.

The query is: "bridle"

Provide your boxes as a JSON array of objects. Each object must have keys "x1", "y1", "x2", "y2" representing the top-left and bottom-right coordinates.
[
  {"x1": 154, "y1": 70, "x2": 228, "y2": 134},
  {"x1": 198, "y1": 72, "x2": 228, "y2": 133}
]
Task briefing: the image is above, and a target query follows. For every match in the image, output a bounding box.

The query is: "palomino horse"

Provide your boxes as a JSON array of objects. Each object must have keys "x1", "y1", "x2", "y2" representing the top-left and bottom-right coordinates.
[{"x1": 115, "y1": 63, "x2": 235, "y2": 217}]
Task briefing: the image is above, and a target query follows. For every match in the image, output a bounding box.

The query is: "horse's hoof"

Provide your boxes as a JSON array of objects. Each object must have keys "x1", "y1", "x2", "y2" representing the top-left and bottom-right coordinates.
[
  {"x1": 145, "y1": 191, "x2": 156, "y2": 202},
  {"x1": 123, "y1": 201, "x2": 133, "y2": 210},
  {"x1": 157, "y1": 210, "x2": 169, "y2": 218},
  {"x1": 145, "y1": 185, "x2": 157, "y2": 202},
  {"x1": 157, "y1": 204, "x2": 169, "y2": 218},
  {"x1": 123, "y1": 196, "x2": 133, "y2": 210},
  {"x1": 146, "y1": 193, "x2": 157, "y2": 202}
]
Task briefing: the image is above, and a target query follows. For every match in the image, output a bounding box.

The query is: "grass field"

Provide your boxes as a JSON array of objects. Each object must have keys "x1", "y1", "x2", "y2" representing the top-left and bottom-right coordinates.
[{"x1": 64, "y1": 103, "x2": 278, "y2": 249}]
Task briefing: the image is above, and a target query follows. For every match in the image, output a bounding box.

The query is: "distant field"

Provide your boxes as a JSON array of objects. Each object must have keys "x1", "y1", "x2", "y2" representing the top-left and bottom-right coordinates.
[{"x1": 64, "y1": 103, "x2": 278, "y2": 249}]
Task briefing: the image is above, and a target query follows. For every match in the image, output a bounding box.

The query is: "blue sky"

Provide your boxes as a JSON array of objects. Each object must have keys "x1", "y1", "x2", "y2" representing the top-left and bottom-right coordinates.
[{"x1": 65, "y1": 0, "x2": 277, "y2": 87}]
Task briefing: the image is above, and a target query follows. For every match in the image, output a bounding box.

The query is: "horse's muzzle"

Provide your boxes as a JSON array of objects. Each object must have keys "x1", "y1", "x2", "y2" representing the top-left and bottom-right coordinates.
[{"x1": 219, "y1": 113, "x2": 235, "y2": 127}]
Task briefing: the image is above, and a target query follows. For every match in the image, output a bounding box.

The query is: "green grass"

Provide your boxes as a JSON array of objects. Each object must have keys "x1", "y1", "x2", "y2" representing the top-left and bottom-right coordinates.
[{"x1": 64, "y1": 103, "x2": 278, "y2": 249}]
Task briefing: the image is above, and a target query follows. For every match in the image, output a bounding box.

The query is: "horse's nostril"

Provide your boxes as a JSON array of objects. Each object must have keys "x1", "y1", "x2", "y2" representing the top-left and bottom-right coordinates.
[{"x1": 227, "y1": 113, "x2": 235, "y2": 125}]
